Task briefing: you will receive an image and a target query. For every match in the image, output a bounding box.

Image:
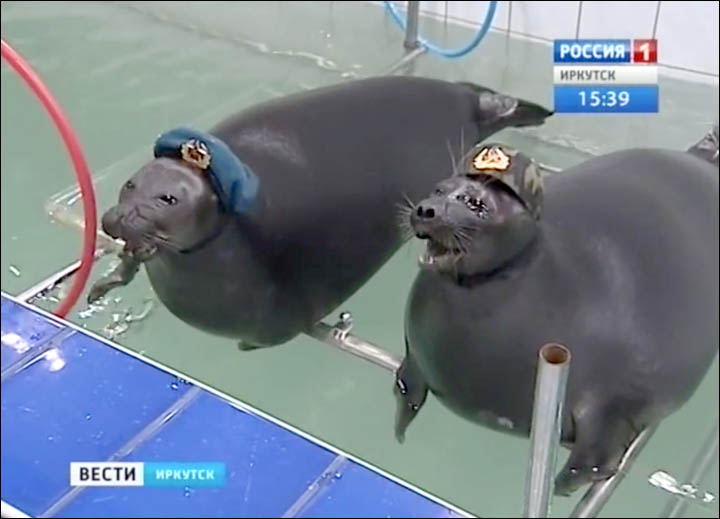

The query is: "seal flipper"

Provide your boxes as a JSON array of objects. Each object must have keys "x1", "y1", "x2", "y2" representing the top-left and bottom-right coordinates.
[
  {"x1": 87, "y1": 251, "x2": 141, "y2": 304},
  {"x1": 687, "y1": 125, "x2": 719, "y2": 167},
  {"x1": 237, "y1": 341, "x2": 273, "y2": 352},
  {"x1": 554, "y1": 403, "x2": 643, "y2": 496},
  {"x1": 457, "y1": 82, "x2": 553, "y2": 129},
  {"x1": 394, "y1": 345, "x2": 428, "y2": 443}
]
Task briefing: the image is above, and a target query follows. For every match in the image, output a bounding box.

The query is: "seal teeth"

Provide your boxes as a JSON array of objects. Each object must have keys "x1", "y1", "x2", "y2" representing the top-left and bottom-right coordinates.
[{"x1": 418, "y1": 252, "x2": 435, "y2": 266}]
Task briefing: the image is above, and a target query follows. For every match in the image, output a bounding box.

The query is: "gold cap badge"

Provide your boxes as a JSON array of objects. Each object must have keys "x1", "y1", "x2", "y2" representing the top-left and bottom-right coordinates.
[
  {"x1": 472, "y1": 146, "x2": 510, "y2": 173},
  {"x1": 181, "y1": 139, "x2": 211, "y2": 170}
]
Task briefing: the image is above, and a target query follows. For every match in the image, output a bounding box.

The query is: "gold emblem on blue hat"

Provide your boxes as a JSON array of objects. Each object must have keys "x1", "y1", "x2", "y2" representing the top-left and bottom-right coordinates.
[
  {"x1": 472, "y1": 146, "x2": 510, "y2": 172},
  {"x1": 181, "y1": 139, "x2": 211, "y2": 170}
]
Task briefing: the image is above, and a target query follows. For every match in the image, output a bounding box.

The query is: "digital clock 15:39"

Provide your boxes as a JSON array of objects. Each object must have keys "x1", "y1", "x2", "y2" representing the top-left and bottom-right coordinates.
[{"x1": 554, "y1": 85, "x2": 659, "y2": 113}]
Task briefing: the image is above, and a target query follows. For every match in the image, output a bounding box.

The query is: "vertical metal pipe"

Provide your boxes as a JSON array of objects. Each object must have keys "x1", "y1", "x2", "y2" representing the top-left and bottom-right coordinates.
[
  {"x1": 404, "y1": 1, "x2": 421, "y2": 50},
  {"x1": 523, "y1": 343, "x2": 571, "y2": 518},
  {"x1": 662, "y1": 420, "x2": 719, "y2": 518},
  {"x1": 570, "y1": 427, "x2": 656, "y2": 518}
]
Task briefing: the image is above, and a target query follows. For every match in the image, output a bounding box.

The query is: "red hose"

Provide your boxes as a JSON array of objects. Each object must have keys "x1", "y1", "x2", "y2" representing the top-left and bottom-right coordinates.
[{"x1": 1, "y1": 38, "x2": 97, "y2": 319}]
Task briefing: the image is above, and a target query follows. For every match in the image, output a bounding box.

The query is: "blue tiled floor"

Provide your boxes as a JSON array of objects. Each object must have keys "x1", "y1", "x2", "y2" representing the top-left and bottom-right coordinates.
[
  {"x1": 0, "y1": 293, "x2": 468, "y2": 518},
  {"x1": 1, "y1": 297, "x2": 63, "y2": 371}
]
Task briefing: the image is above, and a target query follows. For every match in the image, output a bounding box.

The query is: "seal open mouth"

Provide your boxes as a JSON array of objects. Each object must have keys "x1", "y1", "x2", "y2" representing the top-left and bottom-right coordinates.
[
  {"x1": 123, "y1": 241, "x2": 158, "y2": 262},
  {"x1": 418, "y1": 237, "x2": 465, "y2": 269}
]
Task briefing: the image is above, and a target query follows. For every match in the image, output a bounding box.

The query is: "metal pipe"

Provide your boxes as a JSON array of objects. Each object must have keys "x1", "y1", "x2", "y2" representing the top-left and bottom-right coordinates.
[
  {"x1": 382, "y1": 45, "x2": 427, "y2": 75},
  {"x1": 403, "y1": 1, "x2": 421, "y2": 50},
  {"x1": 524, "y1": 343, "x2": 571, "y2": 518},
  {"x1": 306, "y1": 312, "x2": 401, "y2": 373},
  {"x1": 570, "y1": 426, "x2": 656, "y2": 518},
  {"x1": 661, "y1": 420, "x2": 719, "y2": 518},
  {"x1": 16, "y1": 259, "x2": 82, "y2": 303}
]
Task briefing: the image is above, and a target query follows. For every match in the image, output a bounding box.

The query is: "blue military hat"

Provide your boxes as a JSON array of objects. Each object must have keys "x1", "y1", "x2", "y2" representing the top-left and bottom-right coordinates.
[{"x1": 153, "y1": 126, "x2": 260, "y2": 214}]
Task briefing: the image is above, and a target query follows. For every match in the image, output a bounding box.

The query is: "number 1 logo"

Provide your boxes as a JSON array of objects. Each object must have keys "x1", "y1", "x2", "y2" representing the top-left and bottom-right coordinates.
[{"x1": 633, "y1": 39, "x2": 657, "y2": 63}]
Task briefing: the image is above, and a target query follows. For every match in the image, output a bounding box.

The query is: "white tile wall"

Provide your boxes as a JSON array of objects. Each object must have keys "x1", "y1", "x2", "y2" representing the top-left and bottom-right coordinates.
[
  {"x1": 380, "y1": 1, "x2": 720, "y2": 82},
  {"x1": 655, "y1": 1, "x2": 719, "y2": 76},
  {"x1": 415, "y1": 1, "x2": 511, "y2": 31},
  {"x1": 578, "y1": 1, "x2": 657, "y2": 40},
  {"x1": 509, "y1": 1, "x2": 581, "y2": 40}
]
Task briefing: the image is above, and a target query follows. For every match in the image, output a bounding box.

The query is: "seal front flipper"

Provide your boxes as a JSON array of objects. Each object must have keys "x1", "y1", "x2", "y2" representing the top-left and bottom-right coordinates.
[
  {"x1": 458, "y1": 82, "x2": 554, "y2": 129},
  {"x1": 554, "y1": 402, "x2": 644, "y2": 496},
  {"x1": 237, "y1": 341, "x2": 273, "y2": 352},
  {"x1": 394, "y1": 346, "x2": 428, "y2": 443},
  {"x1": 87, "y1": 251, "x2": 141, "y2": 304}
]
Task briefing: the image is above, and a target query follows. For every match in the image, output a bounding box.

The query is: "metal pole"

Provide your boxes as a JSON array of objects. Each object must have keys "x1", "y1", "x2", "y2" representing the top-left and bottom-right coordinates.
[
  {"x1": 524, "y1": 343, "x2": 571, "y2": 518},
  {"x1": 306, "y1": 312, "x2": 401, "y2": 372},
  {"x1": 404, "y1": 1, "x2": 421, "y2": 50},
  {"x1": 383, "y1": 46, "x2": 427, "y2": 75},
  {"x1": 570, "y1": 427, "x2": 656, "y2": 518},
  {"x1": 661, "y1": 420, "x2": 719, "y2": 518}
]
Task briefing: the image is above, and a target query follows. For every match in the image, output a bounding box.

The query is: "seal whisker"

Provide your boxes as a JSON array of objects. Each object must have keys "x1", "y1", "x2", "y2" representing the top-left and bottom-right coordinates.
[
  {"x1": 144, "y1": 232, "x2": 183, "y2": 253},
  {"x1": 446, "y1": 139, "x2": 459, "y2": 176}
]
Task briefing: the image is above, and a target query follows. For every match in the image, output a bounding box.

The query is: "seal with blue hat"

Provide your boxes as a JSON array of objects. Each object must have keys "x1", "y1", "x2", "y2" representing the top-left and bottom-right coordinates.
[
  {"x1": 88, "y1": 76, "x2": 552, "y2": 348},
  {"x1": 397, "y1": 131, "x2": 718, "y2": 496}
]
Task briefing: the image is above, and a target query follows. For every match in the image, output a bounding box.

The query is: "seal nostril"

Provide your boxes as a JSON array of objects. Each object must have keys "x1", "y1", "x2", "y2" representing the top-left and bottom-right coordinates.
[{"x1": 416, "y1": 206, "x2": 435, "y2": 219}]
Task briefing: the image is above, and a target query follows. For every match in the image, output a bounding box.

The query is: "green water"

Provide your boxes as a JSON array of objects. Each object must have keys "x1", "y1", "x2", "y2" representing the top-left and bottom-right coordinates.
[{"x1": 1, "y1": 2, "x2": 718, "y2": 517}]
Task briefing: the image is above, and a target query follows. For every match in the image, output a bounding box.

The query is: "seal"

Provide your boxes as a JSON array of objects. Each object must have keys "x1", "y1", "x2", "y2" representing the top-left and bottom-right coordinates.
[
  {"x1": 396, "y1": 128, "x2": 719, "y2": 496},
  {"x1": 87, "y1": 76, "x2": 553, "y2": 348}
]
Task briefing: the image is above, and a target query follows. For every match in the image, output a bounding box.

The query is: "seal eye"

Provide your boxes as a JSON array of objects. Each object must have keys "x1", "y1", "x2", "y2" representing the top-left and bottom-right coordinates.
[
  {"x1": 159, "y1": 194, "x2": 178, "y2": 206},
  {"x1": 124, "y1": 180, "x2": 135, "y2": 190}
]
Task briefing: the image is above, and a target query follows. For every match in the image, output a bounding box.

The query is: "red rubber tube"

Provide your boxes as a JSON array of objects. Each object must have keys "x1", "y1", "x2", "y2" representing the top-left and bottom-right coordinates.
[{"x1": 1, "y1": 38, "x2": 97, "y2": 318}]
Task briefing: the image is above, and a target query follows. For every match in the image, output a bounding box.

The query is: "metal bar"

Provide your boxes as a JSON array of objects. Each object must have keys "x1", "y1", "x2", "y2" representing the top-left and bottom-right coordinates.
[
  {"x1": 524, "y1": 344, "x2": 571, "y2": 518},
  {"x1": 570, "y1": 427, "x2": 656, "y2": 518},
  {"x1": 403, "y1": 1, "x2": 421, "y2": 50},
  {"x1": 16, "y1": 260, "x2": 82, "y2": 303},
  {"x1": 662, "y1": 420, "x2": 719, "y2": 518},
  {"x1": 306, "y1": 314, "x2": 401, "y2": 373},
  {"x1": 382, "y1": 45, "x2": 427, "y2": 75}
]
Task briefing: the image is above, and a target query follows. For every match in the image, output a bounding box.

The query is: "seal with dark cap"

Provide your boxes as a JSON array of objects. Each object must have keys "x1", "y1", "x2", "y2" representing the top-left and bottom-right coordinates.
[
  {"x1": 396, "y1": 128, "x2": 719, "y2": 496},
  {"x1": 87, "y1": 76, "x2": 553, "y2": 348}
]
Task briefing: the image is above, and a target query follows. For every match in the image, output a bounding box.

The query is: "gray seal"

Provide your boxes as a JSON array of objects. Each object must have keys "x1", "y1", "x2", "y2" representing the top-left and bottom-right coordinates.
[
  {"x1": 396, "y1": 129, "x2": 719, "y2": 496},
  {"x1": 88, "y1": 76, "x2": 552, "y2": 348}
]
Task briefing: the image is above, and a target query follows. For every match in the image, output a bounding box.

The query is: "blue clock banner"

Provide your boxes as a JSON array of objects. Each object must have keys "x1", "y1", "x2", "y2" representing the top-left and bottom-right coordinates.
[{"x1": 553, "y1": 39, "x2": 659, "y2": 114}]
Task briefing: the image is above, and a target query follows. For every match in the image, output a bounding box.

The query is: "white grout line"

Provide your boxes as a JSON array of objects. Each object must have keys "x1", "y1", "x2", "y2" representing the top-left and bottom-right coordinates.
[{"x1": 1, "y1": 291, "x2": 475, "y2": 518}]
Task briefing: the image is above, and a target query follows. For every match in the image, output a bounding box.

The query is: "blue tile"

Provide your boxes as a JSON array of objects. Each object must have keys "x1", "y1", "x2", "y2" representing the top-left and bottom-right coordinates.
[
  {"x1": 61, "y1": 392, "x2": 336, "y2": 518},
  {"x1": 1, "y1": 296, "x2": 64, "y2": 371},
  {"x1": 1, "y1": 332, "x2": 193, "y2": 516},
  {"x1": 298, "y1": 461, "x2": 464, "y2": 519}
]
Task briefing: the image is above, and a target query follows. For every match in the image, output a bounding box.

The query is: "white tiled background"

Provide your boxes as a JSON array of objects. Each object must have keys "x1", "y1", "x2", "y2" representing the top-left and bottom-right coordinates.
[{"x1": 400, "y1": 1, "x2": 719, "y2": 83}]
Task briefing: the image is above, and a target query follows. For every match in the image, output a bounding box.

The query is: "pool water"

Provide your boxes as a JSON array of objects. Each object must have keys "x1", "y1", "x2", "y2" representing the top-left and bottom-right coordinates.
[{"x1": 1, "y1": 2, "x2": 718, "y2": 517}]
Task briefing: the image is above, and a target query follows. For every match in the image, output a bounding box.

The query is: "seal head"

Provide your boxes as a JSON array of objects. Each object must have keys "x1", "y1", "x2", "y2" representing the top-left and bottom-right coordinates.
[
  {"x1": 102, "y1": 128, "x2": 261, "y2": 261},
  {"x1": 409, "y1": 143, "x2": 544, "y2": 277},
  {"x1": 101, "y1": 157, "x2": 225, "y2": 261}
]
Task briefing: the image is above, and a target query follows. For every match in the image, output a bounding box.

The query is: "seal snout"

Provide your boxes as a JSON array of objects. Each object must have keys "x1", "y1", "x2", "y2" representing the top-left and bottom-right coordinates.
[
  {"x1": 101, "y1": 204, "x2": 158, "y2": 261},
  {"x1": 410, "y1": 199, "x2": 468, "y2": 271},
  {"x1": 410, "y1": 200, "x2": 444, "y2": 237},
  {"x1": 101, "y1": 205, "x2": 124, "y2": 240}
]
